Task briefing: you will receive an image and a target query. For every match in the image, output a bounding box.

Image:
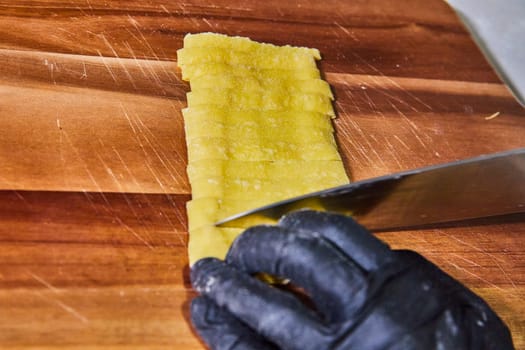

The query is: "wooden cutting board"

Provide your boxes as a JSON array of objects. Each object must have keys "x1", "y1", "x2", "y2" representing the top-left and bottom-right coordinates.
[{"x1": 0, "y1": 1, "x2": 523, "y2": 348}]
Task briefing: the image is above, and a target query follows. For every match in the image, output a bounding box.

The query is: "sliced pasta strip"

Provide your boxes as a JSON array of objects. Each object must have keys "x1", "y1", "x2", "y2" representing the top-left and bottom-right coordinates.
[
  {"x1": 178, "y1": 47, "x2": 317, "y2": 71},
  {"x1": 186, "y1": 160, "x2": 348, "y2": 183},
  {"x1": 189, "y1": 75, "x2": 333, "y2": 99},
  {"x1": 180, "y1": 62, "x2": 320, "y2": 81},
  {"x1": 187, "y1": 137, "x2": 341, "y2": 162},
  {"x1": 190, "y1": 176, "x2": 348, "y2": 200},
  {"x1": 183, "y1": 32, "x2": 321, "y2": 59},
  {"x1": 183, "y1": 107, "x2": 333, "y2": 131},
  {"x1": 184, "y1": 118, "x2": 335, "y2": 144},
  {"x1": 187, "y1": 89, "x2": 334, "y2": 116},
  {"x1": 187, "y1": 197, "x2": 280, "y2": 231}
]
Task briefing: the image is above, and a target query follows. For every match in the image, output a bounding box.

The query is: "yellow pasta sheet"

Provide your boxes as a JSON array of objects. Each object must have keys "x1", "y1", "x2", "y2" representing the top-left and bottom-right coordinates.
[{"x1": 178, "y1": 33, "x2": 349, "y2": 265}]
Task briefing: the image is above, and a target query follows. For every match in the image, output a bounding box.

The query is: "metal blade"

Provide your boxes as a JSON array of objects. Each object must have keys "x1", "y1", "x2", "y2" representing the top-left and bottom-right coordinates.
[{"x1": 216, "y1": 148, "x2": 525, "y2": 230}]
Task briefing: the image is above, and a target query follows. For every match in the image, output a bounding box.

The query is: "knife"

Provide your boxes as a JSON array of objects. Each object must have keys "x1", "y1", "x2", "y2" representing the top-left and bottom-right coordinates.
[{"x1": 216, "y1": 148, "x2": 525, "y2": 230}]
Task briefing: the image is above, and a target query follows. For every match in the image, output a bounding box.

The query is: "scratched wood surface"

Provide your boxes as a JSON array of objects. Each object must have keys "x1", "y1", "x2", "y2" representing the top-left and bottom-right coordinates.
[{"x1": 0, "y1": 0, "x2": 524, "y2": 348}]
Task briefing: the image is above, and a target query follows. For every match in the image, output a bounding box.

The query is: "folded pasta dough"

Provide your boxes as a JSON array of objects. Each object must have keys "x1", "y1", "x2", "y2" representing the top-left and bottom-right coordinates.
[{"x1": 178, "y1": 33, "x2": 349, "y2": 265}]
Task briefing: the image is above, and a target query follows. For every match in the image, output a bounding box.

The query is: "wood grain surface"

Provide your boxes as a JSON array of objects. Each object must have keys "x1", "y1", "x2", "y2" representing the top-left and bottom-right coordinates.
[{"x1": 0, "y1": 0, "x2": 524, "y2": 348}]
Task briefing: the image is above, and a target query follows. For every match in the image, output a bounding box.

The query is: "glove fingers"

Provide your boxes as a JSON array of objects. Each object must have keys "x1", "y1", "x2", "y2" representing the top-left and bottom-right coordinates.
[
  {"x1": 191, "y1": 257, "x2": 329, "y2": 350},
  {"x1": 191, "y1": 296, "x2": 277, "y2": 350},
  {"x1": 278, "y1": 210, "x2": 392, "y2": 271},
  {"x1": 226, "y1": 225, "x2": 368, "y2": 322}
]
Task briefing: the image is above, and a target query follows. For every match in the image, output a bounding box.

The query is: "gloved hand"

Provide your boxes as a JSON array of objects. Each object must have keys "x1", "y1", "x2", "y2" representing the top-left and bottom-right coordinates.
[{"x1": 190, "y1": 210, "x2": 514, "y2": 350}]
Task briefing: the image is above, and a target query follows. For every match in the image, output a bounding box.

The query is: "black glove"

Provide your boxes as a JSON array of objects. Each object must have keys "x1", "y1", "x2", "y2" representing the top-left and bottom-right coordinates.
[{"x1": 190, "y1": 210, "x2": 514, "y2": 350}]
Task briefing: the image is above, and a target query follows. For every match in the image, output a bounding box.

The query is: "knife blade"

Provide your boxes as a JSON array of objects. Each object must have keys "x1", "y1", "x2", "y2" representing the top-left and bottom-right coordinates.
[{"x1": 215, "y1": 148, "x2": 525, "y2": 230}]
